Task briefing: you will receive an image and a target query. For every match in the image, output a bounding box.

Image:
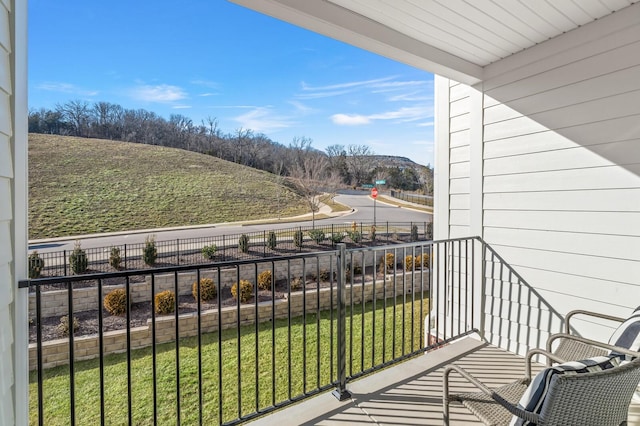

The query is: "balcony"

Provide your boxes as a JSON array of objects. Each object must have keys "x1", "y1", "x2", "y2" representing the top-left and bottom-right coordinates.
[{"x1": 23, "y1": 237, "x2": 640, "y2": 425}]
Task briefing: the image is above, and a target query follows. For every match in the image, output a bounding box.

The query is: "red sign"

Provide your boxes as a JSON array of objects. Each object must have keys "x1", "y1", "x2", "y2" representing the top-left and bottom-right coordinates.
[{"x1": 371, "y1": 187, "x2": 378, "y2": 199}]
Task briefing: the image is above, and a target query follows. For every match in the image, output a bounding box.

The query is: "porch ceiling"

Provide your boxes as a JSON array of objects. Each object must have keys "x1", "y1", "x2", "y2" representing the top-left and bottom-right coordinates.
[{"x1": 230, "y1": 0, "x2": 636, "y2": 85}]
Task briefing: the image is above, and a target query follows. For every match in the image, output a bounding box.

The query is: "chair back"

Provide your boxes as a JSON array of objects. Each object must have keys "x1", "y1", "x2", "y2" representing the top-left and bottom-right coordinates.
[{"x1": 539, "y1": 356, "x2": 640, "y2": 425}]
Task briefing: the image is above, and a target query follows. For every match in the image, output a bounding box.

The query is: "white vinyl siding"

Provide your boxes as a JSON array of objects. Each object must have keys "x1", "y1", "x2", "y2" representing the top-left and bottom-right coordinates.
[
  {"x1": 481, "y1": 5, "x2": 640, "y2": 349},
  {"x1": 0, "y1": 0, "x2": 14, "y2": 423},
  {"x1": 448, "y1": 81, "x2": 471, "y2": 237},
  {"x1": 436, "y1": 3, "x2": 640, "y2": 353}
]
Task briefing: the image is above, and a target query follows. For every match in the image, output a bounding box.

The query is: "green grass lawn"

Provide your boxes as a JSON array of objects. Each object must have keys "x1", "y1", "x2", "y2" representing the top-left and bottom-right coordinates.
[
  {"x1": 30, "y1": 297, "x2": 428, "y2": 425},
  {"x1": 29, "y1": 134, "x2": 308, "y2": 239}
]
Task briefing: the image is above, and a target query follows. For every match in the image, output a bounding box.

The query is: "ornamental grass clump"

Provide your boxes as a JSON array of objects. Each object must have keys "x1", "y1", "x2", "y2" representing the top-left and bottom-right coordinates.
[
  {"x1": 192, "y1": 278, "x2": 216, "y2": 301},
  {"x1": 405, "y1": 255, "x2": 414, "y2": 271},
  {"x1": 231, "y1": 280, "x2": 253, "y2": 303},
  {"x1": 294, "y1": 230, "x2": 304, "y2": 248},
  {"x1": 103, "y1": 288, "x2": 127, "y2": 315},
  {"x1": 154, "y1": 290, "x2": 175, "y2": 315},
  {"x1": 201, "y1": 244, "x2": 217, "y2": 260},
  {"x1": 379, "y1": 253, "x2": 395, "y2": 273},
  {"x1": 415, "y1": 253, "x2": 430, "y2": 268},
  {"x1": 257, "y1": 270, "x2": 272, "y2": 291},
  {"x1": 58, "y1": 315, "x2": 79, "y2": 336}
]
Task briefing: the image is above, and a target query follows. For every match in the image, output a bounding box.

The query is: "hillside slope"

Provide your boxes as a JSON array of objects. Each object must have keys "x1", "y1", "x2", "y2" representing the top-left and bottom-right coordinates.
[{"x1": 29, "y1": 134, "x2": 307, "y2": 239}]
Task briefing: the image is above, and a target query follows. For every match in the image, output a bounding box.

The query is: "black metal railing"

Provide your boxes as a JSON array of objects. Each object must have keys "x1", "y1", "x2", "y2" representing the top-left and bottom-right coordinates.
[
  {"x1": 389, "y1": 190, "x2": 434, "y2": 207},
  {"x1": 23, "y1": 237, "x2": 492, "y2": 425},
  {"x1": 30, "y1": 221, "x2": 433, "y2": 277}
]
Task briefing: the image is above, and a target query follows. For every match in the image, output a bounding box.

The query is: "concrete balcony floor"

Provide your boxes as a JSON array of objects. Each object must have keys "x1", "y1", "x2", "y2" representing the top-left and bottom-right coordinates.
[{"x1": 249, "y1": 337, "x2": 640, "y2": 426}]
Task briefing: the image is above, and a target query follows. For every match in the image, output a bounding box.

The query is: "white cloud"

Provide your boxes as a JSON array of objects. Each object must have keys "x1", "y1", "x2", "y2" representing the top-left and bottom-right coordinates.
[
  {"x1": 36, "y1": 82, "x2": 99, "y2": 96},
  {"x1": 331, "y1": 106, "x2": 432, "y2": 126},
  {"x1": 301, "y1": 76, "x2": 396, "y2": 92},
  {"x1": 198, "y1": 92, "x2": 218, "y2": 97},
  {"x1": 417, "y1": 121, "x2": 434, "y2": 127},
  {"x1": 331, "y1": 114, "x2": 371, "y2": 125},
  {"x1": 131, "y1": 84, "x2": 187, "y2": 102},
  {"x1": 191, "y1": 79, "x2": 219, "y2": 89},
  {"x1": 234, "y1": 107, "x2": 294, "y2": 132},
  {"x1": 288, "y1": 100, "x2": 314, "y2": 114},
  {"x1": 172, "y1": 105, "x2": 192, "y2": 109}
]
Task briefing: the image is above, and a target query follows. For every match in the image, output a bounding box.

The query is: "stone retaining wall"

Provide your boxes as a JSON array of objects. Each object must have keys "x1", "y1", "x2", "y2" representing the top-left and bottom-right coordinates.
[
  {"x1": 29, "y1": 252, "x2": 390, "y2": 318},
  {"x1": 29, "y1": 271, "x2": 429, "y2": 370}
]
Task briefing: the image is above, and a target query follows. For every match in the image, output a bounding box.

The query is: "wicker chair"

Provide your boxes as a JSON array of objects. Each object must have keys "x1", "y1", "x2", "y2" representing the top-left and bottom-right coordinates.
[{"x1": 443, "y1": 332, "x2": 640, "y2": 425}]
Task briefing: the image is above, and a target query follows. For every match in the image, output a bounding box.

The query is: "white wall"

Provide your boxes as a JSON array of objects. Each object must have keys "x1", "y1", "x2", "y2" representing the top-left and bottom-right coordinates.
[
  {"x1": 1, "y1": 0, "x2": 28, "y2": 424},
  {"x1": 435, "y1": 3, "x2": 640, "y2": 352}
]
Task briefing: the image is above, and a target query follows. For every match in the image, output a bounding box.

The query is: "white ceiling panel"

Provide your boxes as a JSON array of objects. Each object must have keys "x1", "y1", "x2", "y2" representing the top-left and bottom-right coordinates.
[{"x1": 231, "y1": 0, "x2": 638, "y2": 83}]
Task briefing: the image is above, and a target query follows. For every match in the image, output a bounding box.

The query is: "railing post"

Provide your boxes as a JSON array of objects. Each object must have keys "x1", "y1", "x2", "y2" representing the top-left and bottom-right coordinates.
[
  {"x1": 479, "y1": 238, "x2": 487, "y2": 341},
  {"x1": 332, "y1": 243, "x2": 351, "y2": 401},
  {"x1": 63, "y1": 250, "x2": 67, "y2": 276},
  {"x1": 124, "y1": 244, "x2": 127, "y2": 269},
  {"x1": 176, "y1": 239, "x2": 180, "y2": 265}
]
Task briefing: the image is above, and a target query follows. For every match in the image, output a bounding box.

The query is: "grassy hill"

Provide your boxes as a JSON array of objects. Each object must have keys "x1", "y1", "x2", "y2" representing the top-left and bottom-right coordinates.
[{"x1": 29, "y1": 134, "x2": 307, "y2": 239}]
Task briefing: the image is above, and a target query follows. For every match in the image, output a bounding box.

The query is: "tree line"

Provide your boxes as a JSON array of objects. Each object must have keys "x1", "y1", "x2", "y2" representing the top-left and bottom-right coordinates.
[{"x1": 29, "y1": 99, "x2": 433, "y2": 193}]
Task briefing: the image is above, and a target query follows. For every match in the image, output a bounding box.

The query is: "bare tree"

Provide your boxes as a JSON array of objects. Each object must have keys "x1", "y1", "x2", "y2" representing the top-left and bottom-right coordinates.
[
  {"x1": 289, "y1": 153, "x2": 329, "y2": 227},
  {"x1": 56, "y1": 100, "x2": 91, "y2": 137},
  {"x1": 346, "y1": 144, "x2": 374, "y2": 186}
]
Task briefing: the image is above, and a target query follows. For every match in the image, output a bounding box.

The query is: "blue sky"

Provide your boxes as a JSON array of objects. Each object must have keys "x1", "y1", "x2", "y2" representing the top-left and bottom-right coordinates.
[{"x1": 28, "y1": 0, "x2": 435, "y2": 166}]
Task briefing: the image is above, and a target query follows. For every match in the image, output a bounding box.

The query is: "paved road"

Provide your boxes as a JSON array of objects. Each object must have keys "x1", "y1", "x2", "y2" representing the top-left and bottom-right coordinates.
[{"x1": 29, "y1": 192, "x2": 431, "y2": 253}]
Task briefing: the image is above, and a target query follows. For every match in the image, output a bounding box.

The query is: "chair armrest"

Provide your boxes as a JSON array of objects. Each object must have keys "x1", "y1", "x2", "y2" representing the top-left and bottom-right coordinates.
[
  {"x1": 443, "y1": 365, "x2": 540, "y2": 424},
  {"x1": 546, "y1": 333, "x2": 640, "y2": 359},
  {"x1": 524, "y1": 348, "x2": 567, "y2": 380},
  {"x1": 564, "y1": 310, "x2": 626, "y2": 334}
]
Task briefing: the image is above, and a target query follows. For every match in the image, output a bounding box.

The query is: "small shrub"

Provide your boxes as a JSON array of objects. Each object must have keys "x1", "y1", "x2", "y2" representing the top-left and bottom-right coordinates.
[
  {"x1": 70, "y1": 240, "x2": 88, "y2": 274},
  {"x1": 308, "y1": 229, "x2": 325, "y2": 244},
  {"x1": 293, "y1": 230, "x2": 304, "y2": 248},
  {"x1": 231, "y1": 280, "x2": 253, "y2": 302},
  {"x1": 103, "y1": 288, "x2": 127, "y2": 315},
  {"x1": 349, "y1": 262, "x2": 363, "y2": 275},
  {"x1": 58, "y1": 315, "x2": 79, "y2": 336},
  {"x1": 405, "y1": 255, "x2": 414, "y2": 271},
  {"x1": 370, "y1": 225, "x2": 377, "y2": 242},
  {"x1": 29, "y1": 251, "x2": 44, "y2": 279},
  {"x1": 330, "y1": 233, "x2": 345, "y2": 244},
  {"x1": 410, "y1": 225, "x2": 419, "y2": 242},
  {"x1": 201, "y1": 244, "x2": 217, "y2": 260},
  {"x1": 347, "y1": 231, "x2": 362, "y2": 243},
  {"x1": 416, "y1": 253, "x2": 430, "y2": 268},
  {"x1": 238, "y1": 234, "x2": 249, "y2": 254},
  {"x1": 266, "y1": 231, "x2": 277, "y2": 250},
  {"x1": 143, "y1": 235, "x2": 157, "y2": 266},
  {"x1": 192, "y1": 278, "x2": 216, "y2": 301},
  {"x1": 379, "y1": 253, "x2": 395, "y2": 273},
  {"x1": 109, "y1": 247, "x2": 121, "y2": 270},
  {"x1": 290, "y1": 277, "x2": 302, "y2": 291},
  {"x1": 155, "y1": 290, "x2": 175, "y2": 315},
  {"x1": 319, "y1": 269, "x2": 335, "y2": 282},
  {"x1": 257, "y1": 270, "x2": 272, "y2": 290}
]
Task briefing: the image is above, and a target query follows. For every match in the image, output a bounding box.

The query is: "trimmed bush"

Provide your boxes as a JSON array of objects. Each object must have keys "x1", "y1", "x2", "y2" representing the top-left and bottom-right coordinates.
[
  {"x1": 330, "y1": 233, "x2": 345, "y2": 244},
  {"x1": 319, "y1": 269, "x2": 334, "y2": 282},
  {"x1": 308, "y1": 229, "x2": 325, "y2": 244},
  {"x1": 143, "y1": 235, "x2": 158, "y2": 266},
  {"x1": 415, "y1": 253, "x2": 430, "y2": 268},
  {"x1": 231, "y1": 280, "x2": 253, "y2": 303},
  {"x1": 379, "y1": 253, "x2": 395, "y2": 273},
  {"x1": 58, "y1": 315, "x2": 79, "y2": 336},
  {"x1": 103, "y1": 288, "x2": 127, "y2": 315},
  {"x1": 257, "y1": 270, "x2": 272, "y2": 290},
  {"x1": 70, "y1": 240, "x2": 88, "y2": 274},
  {"x1": 238, "y1": 234, "x2": 249, "y2": 254},
  {"x1": 294, "y1": 230, "x2": 304, "y2": 248},
  {"x1": 410, "y1": 224, "x2": 419, "y2": 242},
  {"x1": 192, "y1": 278, "x2": 216, "y2": 301},
  {"x1": 347, "y1": 231, "x2": 362, "y2": 243},
  {"x1": 154, "y1": 290, "x2": 175, "y2": 315},
  {"x1": 109, "y1": 247, "x2": 121, "y2": 270},
  {"x1": 266, "y1": 231, "x2": 277, "y2": 250},
  {"x1": 29, "y1": 251, "x2": 44, "y2": 279},
  {"x1": 201, "y1": 244, "x2": 217, "y2": 260},
  {"x1": 290, "y1": 277, "x2": 302, "y2": 291},
  {"x1": 405, "y1": 255, "x2": 414, "y2": 271}
]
